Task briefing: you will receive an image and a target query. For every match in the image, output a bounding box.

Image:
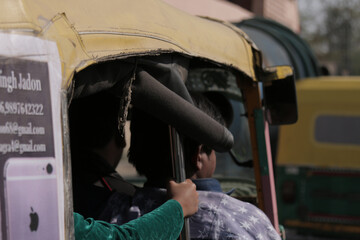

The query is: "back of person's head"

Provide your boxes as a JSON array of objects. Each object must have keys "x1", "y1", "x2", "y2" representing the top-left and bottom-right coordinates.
[
  {"x1": 69, "y1": 91, "x2": 125, "y2": 157},
  {"x1": 128, "y1": 107, "x2": 174, "y2": 186},
  {"x1": 182, "y1": 92, "x2": 227, "y2": 178}
]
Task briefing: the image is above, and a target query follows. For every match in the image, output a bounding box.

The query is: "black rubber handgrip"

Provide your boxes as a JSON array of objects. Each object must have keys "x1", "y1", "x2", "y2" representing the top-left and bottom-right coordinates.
[{"x1": 131, "y1": 70, "x2": 234, "y2": 152}]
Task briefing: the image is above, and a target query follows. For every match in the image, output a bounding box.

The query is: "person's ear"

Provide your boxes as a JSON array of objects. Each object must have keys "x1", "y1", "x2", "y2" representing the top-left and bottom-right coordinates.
[{"x1": 195, "y1": 145, "x2": 203, "y2": 171}]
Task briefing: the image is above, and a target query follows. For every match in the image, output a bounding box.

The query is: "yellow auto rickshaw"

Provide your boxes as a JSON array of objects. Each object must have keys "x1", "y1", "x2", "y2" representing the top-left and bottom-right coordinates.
[{"x1": 277, "y1": 76, "x2": 360, "y2": 238}]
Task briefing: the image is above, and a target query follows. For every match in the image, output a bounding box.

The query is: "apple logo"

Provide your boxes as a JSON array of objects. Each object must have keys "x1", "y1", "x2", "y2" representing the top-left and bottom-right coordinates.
[{"x1": 29, "y1": 207, "x2": 39, "y2": 232}]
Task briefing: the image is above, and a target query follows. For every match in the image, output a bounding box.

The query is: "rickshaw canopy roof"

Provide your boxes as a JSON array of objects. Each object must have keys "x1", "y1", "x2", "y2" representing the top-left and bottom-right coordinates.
[{"x1": 0, "y1": 0, "x2": 259, "y2": 88}]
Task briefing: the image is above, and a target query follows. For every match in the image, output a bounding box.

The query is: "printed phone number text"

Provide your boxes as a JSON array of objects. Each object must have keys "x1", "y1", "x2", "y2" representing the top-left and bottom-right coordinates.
[{"x1": 0, "y1": 101, "x2": 44, "y2": 116}]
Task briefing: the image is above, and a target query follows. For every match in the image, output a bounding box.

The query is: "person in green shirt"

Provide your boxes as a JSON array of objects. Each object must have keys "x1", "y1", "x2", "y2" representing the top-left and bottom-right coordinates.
[
  {"x1": 74, "y1": 179, "x2": 198, "y2": 240},
  {"x1": 69, "y1": 91, "x2": 199, "y2": 239}
]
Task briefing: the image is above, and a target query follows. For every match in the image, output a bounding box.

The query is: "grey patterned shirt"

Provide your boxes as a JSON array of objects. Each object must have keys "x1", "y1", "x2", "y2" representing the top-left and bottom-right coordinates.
[{"x1": 101, "y1": 188, "x2": 281, "y2": 240}]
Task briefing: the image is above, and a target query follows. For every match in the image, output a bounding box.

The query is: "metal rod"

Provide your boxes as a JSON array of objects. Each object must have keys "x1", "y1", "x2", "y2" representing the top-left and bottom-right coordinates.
[{"x1": 169, "y1": 126, "x2": 190, "y2": 240}]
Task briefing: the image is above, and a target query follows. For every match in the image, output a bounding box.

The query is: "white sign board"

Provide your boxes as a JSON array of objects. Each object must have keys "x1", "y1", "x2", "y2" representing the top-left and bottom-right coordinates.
[{"x1": 0, "y1": 33, "x2": 64, "y2": 240}]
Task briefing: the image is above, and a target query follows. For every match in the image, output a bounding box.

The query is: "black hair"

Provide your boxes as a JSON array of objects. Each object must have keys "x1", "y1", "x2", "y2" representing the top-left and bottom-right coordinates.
[
  {"x1": 203, "y1": 91, "x2": 233, "y2": 127},
  {"x1": 69, "y1": 91, "x2": 125, "y2": 157},
  {"x1": 128, "y1": 107, "x2": 175, "y2": 186},
  {"x1": 183, "y1": 92, "x2": 227, "y2": 162},
  {"x1": 128, "y1": 92, "x2": 226, "y2": 186}
]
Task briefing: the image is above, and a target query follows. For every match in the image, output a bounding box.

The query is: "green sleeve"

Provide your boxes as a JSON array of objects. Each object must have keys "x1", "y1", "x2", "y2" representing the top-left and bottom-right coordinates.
[{"x1": 74, "y1": 199, "x2": 184, "y2": 240}]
